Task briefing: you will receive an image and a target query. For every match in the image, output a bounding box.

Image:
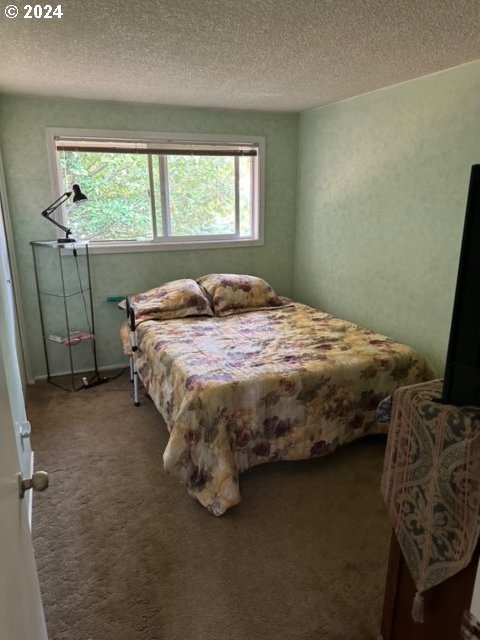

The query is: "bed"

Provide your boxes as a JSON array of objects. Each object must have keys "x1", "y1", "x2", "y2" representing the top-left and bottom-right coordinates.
[{"x1": 121, "y1": 279, "x2": 433, "y2": 516}]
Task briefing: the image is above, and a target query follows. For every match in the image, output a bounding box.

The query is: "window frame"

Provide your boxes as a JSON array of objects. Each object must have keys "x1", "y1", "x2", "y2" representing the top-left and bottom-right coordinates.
[{"x1": 46, "y1": 127, "x2": 265, "y2": 254}]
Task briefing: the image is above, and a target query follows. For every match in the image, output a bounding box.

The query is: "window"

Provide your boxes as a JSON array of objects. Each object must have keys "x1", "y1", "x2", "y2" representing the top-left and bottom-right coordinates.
[{"x1": 47, "y1": 129, "x2": 264, "y2": 252}]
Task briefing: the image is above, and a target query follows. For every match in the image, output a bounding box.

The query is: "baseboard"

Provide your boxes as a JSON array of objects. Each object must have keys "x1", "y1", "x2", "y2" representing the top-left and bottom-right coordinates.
[{"x1": 32, "y1": 362, "x2": 127, "y2": 383}]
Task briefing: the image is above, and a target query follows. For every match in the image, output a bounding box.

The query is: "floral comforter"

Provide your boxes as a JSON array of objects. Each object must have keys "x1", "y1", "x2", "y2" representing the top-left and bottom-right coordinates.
[{"x1": 127, "y1": 302, "x2": 433, "y2": 515}]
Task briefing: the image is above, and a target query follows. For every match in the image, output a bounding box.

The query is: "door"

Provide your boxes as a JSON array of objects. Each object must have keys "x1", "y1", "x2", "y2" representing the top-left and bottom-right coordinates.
[
  {"x1": 0, "y1": 172, "x2": 47, "y2": 639},
  {"x1": 0, "y1": 192, "x2": 33, "y2": 487}
]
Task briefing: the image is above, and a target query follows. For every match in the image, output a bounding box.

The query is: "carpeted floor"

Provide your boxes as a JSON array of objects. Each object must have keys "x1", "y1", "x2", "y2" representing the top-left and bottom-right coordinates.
[{"x1": 29, "y1": 371, "x2": 391, "y2": 640}]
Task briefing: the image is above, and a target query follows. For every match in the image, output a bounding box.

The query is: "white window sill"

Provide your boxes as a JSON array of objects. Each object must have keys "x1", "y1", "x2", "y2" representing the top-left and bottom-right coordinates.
[{"x1": 84, "y1": 237, "x2": 264, "y2": 254}]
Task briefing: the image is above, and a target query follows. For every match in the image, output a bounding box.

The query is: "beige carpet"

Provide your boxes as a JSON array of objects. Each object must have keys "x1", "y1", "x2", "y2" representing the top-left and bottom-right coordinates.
[{"x1": 29, "y1": 371, "x2": 391, "y2": 640}]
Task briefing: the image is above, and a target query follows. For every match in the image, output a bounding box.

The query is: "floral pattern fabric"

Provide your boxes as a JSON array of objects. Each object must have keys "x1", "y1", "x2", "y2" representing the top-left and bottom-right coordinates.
[
  {"x1": 126, "y1": 302, "x2": 433, "y2": 515},
  {"x1": 126, "y1": 278, "x2": 213, "y2": 326},
  {"x1": 382, "y1": 380, "x2": 480, "y2": 614},
  {"x1": 197, "y1": 273, "x2": 284, "y2": 316}
]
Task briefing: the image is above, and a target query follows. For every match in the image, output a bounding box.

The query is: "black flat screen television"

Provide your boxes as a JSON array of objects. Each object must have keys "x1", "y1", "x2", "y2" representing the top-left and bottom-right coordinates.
[{"x1": 441, "y1": 164, "x2": 480, "y2": 407}]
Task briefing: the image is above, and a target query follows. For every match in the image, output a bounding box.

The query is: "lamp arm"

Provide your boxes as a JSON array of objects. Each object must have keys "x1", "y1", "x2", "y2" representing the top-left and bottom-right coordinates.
[
  {"x1": 42, "y1": 191, "x2": 72, "y2": 216},
  {"x1": 41, "y1": 191, "x2": 73, "y2": 236},
  {"x1": 41, "y1": 210, "x2": 72, "y2": 235}
]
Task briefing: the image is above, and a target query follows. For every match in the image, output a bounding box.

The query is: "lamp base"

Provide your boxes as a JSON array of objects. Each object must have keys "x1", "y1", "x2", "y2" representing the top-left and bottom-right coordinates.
[{"x1": 58, "y1": 237, "x2": 76, "y2": 244}]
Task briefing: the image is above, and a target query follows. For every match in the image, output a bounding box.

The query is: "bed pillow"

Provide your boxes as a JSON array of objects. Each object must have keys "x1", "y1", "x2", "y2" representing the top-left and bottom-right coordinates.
[
  {"x1": 126, "y1": 279, "x2": 213, "y2": 324},
  {"x1": 197, "y1": 273, "x2": 283, "y2": 317}
]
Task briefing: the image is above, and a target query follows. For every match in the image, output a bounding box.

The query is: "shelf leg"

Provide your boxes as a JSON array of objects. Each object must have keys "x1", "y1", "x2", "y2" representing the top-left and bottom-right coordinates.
[
  {"x1": 58, "y1": 246, "x2": 76, "y2": 390},
  {"x1": 32, "y1": 244, "x2": 51, "y2": 381}
]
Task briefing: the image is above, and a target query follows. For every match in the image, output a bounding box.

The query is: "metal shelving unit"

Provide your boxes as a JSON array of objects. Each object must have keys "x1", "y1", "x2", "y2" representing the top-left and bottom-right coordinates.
[{"x1": 31, "y1": 240, "x2": 99, "y2": 390}]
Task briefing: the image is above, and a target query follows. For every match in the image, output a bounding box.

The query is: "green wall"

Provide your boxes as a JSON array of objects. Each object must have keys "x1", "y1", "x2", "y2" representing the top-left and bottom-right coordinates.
[
  {"x1": 294, "y1": 62, "x2": 480, "y2": 374},
  {"x1": 0, "y1": 96, "x2": 298, "y2": 379}
]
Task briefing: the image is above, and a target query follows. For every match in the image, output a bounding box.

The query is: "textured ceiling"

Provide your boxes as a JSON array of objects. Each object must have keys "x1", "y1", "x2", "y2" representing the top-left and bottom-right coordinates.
[{"x1": 0, "y1": 0, "x2": 478, "y2": 111}]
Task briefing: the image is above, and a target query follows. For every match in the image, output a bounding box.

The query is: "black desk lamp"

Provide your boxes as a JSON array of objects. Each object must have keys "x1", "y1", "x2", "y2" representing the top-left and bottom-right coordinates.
[{"x1": 41, "y1": 184, "x2": 87, "y2": 243}]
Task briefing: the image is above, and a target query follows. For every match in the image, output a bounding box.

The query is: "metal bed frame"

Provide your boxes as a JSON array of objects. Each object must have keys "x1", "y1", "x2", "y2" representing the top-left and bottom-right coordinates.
[{"x1": 125, "y1": 297, "x2": 140, "y2": 406}]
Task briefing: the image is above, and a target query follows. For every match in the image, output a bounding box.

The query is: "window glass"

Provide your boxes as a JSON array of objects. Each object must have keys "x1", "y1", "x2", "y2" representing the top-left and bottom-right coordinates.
[
  {"x1": 59, "y1": 151, "x2": 152, "y2": 241},
  {"x1": 167, "y1": 155, "x2": 236, "y2": 236},
  {"x1": 239, "y1": 156, "x2": 253, "y2": 238}
]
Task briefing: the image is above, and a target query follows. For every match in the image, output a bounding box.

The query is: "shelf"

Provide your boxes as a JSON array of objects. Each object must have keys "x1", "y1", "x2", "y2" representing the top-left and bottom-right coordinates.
[
  {"x1": 47, "y1": 332, "x2": 95, "y2": 346},
  {"x1": 39, "y1": 288, "x2": 91, "y2": 299},
  {"x1": 31, "y1": 240, "x2": 90, "y2": 250},
  {"x1": 32, "y1": 238, "x2": 98, "y2": 391}
]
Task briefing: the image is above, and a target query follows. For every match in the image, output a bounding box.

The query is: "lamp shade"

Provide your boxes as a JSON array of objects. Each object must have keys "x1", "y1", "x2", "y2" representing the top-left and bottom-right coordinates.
[{"x1": 72, "y1": 183, "x2": 87, "y2": 203}]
